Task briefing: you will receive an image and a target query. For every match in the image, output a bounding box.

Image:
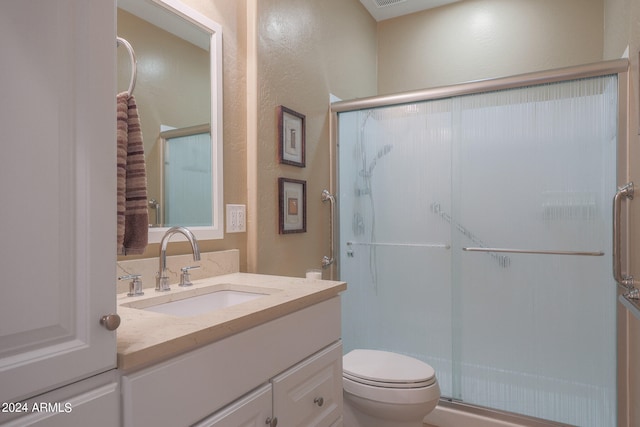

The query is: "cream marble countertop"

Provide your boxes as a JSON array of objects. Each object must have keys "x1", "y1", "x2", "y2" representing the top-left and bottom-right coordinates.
[{"x1": 116, "y1": 272, "x2": 347, "y2": 372}]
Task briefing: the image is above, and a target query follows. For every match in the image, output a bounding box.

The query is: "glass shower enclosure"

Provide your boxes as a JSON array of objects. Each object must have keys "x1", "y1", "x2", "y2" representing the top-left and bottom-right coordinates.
[
  {"x1": 334, "y1": 62, "x2": 627, "y2": 426},
  {"x1": 161, "y1": 125, "x2": 212, "y2": 227}
]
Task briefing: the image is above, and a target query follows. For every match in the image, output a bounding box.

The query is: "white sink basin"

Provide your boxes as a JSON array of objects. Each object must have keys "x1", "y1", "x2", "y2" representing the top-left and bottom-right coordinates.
[
  {"x1": 122, "y1": 286, "x2": 273, "y2": 317},
  {"x1": 143, "y1": 290, "x2": 266, "y2": 317}
]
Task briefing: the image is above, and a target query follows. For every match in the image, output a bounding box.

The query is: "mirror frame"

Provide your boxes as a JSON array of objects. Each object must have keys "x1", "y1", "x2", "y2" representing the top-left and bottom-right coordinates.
[{"x1": 128, "y1": 0, "x2": 224, "y2": 242}]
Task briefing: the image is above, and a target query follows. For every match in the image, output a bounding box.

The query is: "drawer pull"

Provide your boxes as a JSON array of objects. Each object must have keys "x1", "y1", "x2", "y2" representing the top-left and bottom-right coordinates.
[
  {"x1": 314, "y1": 396, "x2": 324, "y2": 407},
  {"x1": 265, "y1": 416, "x2": 278, "y2": 427}
]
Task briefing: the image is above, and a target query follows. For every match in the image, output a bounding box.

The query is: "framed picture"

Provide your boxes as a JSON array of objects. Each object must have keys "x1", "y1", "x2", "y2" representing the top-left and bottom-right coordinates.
[
  {"x1": 278, "y1": 178, "x2": 307, "y2": 234},
  {"x1": 277, "y1": 106, "x2": 305, "y2": 167}
]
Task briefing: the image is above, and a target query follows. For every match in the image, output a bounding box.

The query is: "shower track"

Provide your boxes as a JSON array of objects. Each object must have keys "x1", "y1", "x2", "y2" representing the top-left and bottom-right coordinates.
[{"x1": 331, "y1": 59, "x2": 628, "y2": 113}]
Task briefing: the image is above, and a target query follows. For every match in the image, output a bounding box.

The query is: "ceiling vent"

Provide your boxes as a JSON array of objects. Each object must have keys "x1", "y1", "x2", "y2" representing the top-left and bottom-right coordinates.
[
  {"x1": 373, "y1": 0, "x2": 407, "y2": 7},
  {"x1": 360, "y1": 0, "x2": 461, "y2": 21}
]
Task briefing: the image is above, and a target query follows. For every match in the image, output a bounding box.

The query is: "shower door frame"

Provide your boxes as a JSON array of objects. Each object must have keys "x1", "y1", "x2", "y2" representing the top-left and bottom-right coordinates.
[{"x1": 329, "y1": 58, "x2": 630, "y2": 425}]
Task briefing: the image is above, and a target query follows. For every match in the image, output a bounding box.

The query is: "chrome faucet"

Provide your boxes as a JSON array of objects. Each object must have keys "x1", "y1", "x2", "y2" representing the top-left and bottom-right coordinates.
[{"x1": 156, "y1": 226, "x2": 201, "y2": 292}]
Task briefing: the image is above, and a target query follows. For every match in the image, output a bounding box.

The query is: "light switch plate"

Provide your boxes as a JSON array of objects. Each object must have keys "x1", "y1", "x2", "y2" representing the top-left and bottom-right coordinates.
[{"x1": 226, "y1": 204, "x2": 246, "y2": 233}]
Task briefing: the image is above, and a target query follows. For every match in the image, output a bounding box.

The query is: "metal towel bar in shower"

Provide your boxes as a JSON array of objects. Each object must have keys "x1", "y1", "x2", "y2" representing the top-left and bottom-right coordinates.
[
  {"x1": 321, "y1": 189, "x2": 335, "y2": 268},
  {"x1": 462, "y1": 247, "x2": 604, "y2": 256},
  {"x1": 348, "y1": 241, "x2": 450, "y2": 249}
]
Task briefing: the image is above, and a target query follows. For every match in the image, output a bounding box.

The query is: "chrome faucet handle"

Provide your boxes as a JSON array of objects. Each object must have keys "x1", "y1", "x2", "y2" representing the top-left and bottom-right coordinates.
[
  {"x1": 179, "y1": 266, "x2": 200, "y2": 287},
  {"x1": 119, "y1": 274, "x2": 144, "y2": 297}
]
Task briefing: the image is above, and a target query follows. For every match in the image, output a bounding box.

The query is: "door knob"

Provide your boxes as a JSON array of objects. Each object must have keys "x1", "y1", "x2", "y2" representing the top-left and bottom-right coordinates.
[{"x1": 100, "y1": 313, "x2": 121, "y2": 331}]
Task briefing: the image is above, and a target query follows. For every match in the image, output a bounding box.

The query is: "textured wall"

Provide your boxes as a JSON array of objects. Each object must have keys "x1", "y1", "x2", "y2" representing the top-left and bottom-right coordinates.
[
  {"x1": 247, "y1": 0, "x2": 377, "y2": 277},
  {"x1": 377, "y1": 0, "x2": 604, "y2": 93}
]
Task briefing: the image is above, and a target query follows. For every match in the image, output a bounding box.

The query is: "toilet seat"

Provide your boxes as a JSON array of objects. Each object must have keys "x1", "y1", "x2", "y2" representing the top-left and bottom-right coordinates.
[{"x1": 343, "y1": 349, "x2": 436, "y2": 389}]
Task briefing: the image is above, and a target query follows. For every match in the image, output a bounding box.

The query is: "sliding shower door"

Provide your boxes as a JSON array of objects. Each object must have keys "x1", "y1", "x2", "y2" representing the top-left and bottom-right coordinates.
[
  {"x1": 339, "y1": 100, "x2": 455, "y2": 394},
  {"x1": 337, "y1": 74, "x2": 618, "y2": 426},
  {"x1": 451, "y1": 77, "x2": 617, "y2": 426}
]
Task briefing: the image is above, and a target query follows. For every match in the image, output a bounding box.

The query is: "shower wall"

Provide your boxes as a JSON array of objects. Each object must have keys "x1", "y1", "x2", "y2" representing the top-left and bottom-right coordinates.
[{"x1": 338, "y1": 75, "x2": 618, "y2": 426}]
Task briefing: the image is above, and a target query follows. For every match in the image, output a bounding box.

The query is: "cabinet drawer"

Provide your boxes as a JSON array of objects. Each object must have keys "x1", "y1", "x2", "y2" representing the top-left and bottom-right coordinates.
[
  {"x1": 272, "y1": 341, "x2": 343, "y2": 427},
  {"x1": 193, "y1": 384, "x2": 272, "y2": 427}
]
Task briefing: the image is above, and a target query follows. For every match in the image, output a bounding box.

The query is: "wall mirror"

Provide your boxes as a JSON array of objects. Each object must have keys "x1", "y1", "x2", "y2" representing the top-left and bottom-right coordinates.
[{"x1": 117, "y1": 0, "x2": 223, "y2": 242}]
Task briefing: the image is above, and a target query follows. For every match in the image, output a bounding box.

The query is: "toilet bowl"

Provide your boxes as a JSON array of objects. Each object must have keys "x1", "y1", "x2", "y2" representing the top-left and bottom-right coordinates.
[{"x1": 342, "y1": 349, "x2": 440, "y2": 427}]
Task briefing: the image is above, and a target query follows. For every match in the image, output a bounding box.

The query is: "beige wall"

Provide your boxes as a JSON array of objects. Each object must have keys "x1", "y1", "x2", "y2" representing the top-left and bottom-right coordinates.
[
  {"x1": 378, "y1": 0, "x2": 604, "y2": 93},
  {"x1": 246, "y1": 0, "x2": 377, "y2": 277}
]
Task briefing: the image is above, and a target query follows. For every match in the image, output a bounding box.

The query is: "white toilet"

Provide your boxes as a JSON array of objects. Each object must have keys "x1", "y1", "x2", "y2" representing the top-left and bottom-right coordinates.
[{"x1": 342, "y1": 349, "x2": 440, "y2": 427}]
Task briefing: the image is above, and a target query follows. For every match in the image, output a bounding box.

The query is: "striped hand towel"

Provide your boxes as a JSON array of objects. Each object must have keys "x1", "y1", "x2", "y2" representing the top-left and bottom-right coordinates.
[{"x1": 117, "y1": 92, "x2": 148, "y2": 255}]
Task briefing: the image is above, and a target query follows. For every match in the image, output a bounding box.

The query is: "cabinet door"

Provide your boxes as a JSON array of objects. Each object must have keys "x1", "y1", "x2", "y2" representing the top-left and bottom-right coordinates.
[
  {"x1": 272, "y1": 342, "x2": 343, "y2": 427},
  {"x1": 0, "y1": 0, "x2": 117, "y2": 404},
  {"x1": 194, "y1": 384, "x2": 273, "y2": 427},
  {"x1": 0, "y1": 372, "x2": 119, "y2": 427}
]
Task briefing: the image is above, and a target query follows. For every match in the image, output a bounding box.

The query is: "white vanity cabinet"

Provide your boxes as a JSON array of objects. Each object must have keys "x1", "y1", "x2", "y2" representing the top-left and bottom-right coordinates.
[
  {"x1": 120, "y1": 297, "x2": 343, "y2": 427},
  {"x1": 0, "y1": 0, "x2": 118, "y2": 425}
]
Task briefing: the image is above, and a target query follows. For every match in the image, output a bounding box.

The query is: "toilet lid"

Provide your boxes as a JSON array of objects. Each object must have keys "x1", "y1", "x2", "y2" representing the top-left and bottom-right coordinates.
[{"x1": 343, "y1": 349, "x2": 436, "y2": 388}]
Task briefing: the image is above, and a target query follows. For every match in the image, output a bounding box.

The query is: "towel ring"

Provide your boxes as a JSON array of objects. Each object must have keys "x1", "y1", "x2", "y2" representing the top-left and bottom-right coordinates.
[{"x1": 117, "y1": 36, "x2": 137, "y2": 95}]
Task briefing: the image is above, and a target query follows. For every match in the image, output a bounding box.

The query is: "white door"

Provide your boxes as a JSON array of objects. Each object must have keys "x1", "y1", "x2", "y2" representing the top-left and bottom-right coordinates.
[{"x1": 0, "y1": 0, "x2": 117, "y2": 404}]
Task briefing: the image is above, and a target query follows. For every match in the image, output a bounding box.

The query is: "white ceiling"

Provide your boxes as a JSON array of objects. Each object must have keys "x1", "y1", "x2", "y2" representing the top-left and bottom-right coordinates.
[{"x1": 360, "y1": 0, "x2": 461, "y2": 21}]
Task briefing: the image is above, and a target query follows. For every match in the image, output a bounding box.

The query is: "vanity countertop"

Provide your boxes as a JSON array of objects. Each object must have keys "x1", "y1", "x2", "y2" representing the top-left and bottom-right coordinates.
[{"x1": 116, "y1": 272, "x2": 346, "y2": 372}]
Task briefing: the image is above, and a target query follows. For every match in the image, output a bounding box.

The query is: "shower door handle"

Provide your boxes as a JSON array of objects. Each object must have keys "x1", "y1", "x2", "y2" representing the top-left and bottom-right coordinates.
[
  {"x1": 322, "y1": 189, "x2": 335, "y2": 268},
  {"x1": 613, "y1": 182, "x2": 638, "y2": 298}
]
